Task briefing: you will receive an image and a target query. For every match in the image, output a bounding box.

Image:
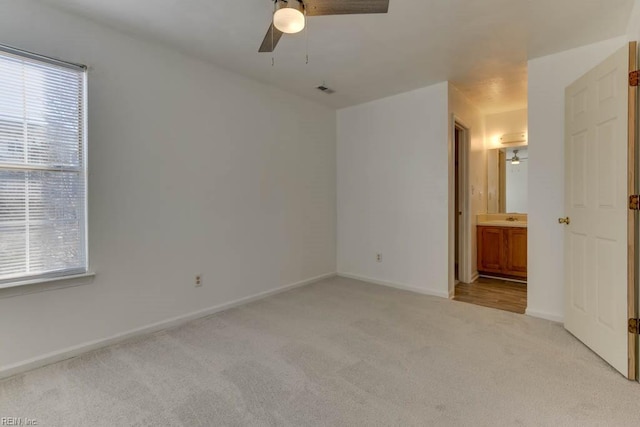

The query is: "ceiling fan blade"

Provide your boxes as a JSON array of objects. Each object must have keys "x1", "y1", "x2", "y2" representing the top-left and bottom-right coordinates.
[
  {"x1": 304, "y1": 0, "x2": 389, "y2": 16},
  {"x1": 259, "y1": 23, "x2": 284, "y2": 53}
]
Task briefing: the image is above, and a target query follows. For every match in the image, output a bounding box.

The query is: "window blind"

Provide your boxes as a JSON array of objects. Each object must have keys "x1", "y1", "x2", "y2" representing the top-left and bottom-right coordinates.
[{"x1": 0, "y1": 46, "x2": 87, "y2": 285}]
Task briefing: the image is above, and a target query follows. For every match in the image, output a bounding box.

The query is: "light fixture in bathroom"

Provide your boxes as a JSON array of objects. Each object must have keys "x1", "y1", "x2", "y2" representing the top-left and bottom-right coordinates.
[
  {"x1": 500, "y1": 132, "x2": 527, "y2": 145},
  {"x1": 511, "y1": 149, "x2": 521, "y2": 165}
]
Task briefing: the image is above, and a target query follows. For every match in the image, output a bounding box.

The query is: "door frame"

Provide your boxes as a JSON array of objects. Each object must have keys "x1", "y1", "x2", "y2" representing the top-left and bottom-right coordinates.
[
  {"x1": 449, "y1": 115, "x2": 472, "y2": 295},
  {"x1": 627, "y1": 41, "x2": 638, "y2": 381}
]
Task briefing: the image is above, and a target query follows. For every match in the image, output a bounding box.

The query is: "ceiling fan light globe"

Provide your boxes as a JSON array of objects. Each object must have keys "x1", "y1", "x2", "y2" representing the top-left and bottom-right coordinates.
[{"x1": 273, "y1": 8, "x2": 305, "y2": 34}]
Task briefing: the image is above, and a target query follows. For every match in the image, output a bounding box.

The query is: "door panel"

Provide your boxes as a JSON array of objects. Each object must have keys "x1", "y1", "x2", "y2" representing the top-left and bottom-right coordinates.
[
  {"x1": 478, "y1": 227, "x2": 502, "y2": 273},
  {"x1": 564, "y1": 43, "x2": 634, "y2": 378},
  {"x1": 570, "y1": 232, "x2": 588, "y2": 313},
  {"x1": 571, "y1": 131, "x2": 588, "y2": 207},
  {"x1": 505, "y1": 228, "x2": 527, "y2": 278}
]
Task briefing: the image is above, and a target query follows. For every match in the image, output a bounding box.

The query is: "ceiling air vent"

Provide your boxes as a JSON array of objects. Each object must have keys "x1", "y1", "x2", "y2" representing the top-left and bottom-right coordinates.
[{"x1": 317, "y1": 84, "x2": 335, "y2": 94}]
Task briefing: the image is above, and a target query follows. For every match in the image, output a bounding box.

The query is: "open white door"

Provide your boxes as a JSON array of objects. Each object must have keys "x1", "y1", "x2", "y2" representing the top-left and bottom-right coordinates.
[{"x1": 564, "y1": 42, "x2": 637, "y2": 379}]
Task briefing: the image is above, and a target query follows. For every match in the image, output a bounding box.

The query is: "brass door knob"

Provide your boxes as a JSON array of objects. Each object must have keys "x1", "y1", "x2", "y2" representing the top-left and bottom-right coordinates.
[{"x1": 558, "y1": 217, "x2": 570, "y2": 225}]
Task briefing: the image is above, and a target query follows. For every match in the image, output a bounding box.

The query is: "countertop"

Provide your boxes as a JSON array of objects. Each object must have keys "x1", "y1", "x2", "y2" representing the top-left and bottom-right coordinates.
[{"x1": 477, "y1": 220, "x2": 527, "y2": 228}]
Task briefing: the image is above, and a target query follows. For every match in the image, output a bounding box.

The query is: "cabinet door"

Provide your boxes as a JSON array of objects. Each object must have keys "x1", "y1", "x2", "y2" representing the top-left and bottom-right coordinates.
[
  {"x1": 505, "y1": 227, "x2": 527, "y2": 278},
  {"x1": 478, "y1": 227, "x2": 503, "y2": 274}
]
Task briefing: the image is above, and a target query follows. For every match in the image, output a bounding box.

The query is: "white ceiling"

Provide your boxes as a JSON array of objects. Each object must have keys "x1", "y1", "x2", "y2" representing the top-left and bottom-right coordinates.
[{"x1": 38, "y1": 0, "x2": 635, "y2": 112}]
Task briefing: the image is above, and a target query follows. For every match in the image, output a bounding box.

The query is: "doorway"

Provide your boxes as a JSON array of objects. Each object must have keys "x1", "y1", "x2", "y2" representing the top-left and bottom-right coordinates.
[
  {"x1": 451, "y1": 118, "x2": 470, "y2": 288},
  {"x1": 452, "y1": 108, "x2": 529, "y2": 314}
]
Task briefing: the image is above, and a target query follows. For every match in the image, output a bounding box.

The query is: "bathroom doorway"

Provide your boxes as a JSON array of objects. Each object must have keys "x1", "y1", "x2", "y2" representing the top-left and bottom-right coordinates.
[{"x1": 453, "y1": 109, "x2": 529, "y2": 314}]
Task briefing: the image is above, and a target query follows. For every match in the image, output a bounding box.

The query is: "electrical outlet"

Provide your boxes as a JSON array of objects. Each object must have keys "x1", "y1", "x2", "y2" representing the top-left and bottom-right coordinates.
[
  {"x1": 195, "y1": 274, "x2": 202, "y2": 287},
  {"x1": 376, "y1": 253, "x2": 382, "y2": 262}
]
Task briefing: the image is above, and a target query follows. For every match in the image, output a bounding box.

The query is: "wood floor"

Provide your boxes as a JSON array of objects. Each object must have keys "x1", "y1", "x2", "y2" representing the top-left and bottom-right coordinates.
[{"x1": 453, "y1": 277, "x2": 527, "y2": 314}]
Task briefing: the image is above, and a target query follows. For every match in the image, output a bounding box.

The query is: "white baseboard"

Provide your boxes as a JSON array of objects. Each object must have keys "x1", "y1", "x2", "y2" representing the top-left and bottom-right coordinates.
[
  {"x1": 470, "y1": 271, "x2": 479, "y2": 283},
  {"x1": 337, "y1": 272, "x2": 449, "y2": 299},
  {"x1": 525, "y1": 308, "x2": 564, "y2": 323},
  {"x1": 0, "y1": 272, "x2": 336, "y2": 380}
]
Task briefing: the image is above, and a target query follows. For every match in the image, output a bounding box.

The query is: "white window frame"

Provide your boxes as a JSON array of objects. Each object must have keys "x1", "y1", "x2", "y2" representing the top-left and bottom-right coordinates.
[{"x1": 0, "y1": 45, "x2": 91, "y2": 290}]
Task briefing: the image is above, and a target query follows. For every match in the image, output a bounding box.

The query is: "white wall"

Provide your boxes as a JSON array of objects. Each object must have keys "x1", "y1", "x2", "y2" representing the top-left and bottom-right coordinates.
[
  {"x1": 0, "y1": 0, "x2": 336, "y2": 373},
  {"x1": 627, "y1": 0, "x2": 640, "y2": 42},
  {"x1": 505, "y1": 148, "x2": 528, "y2": 213},
  {"x1": 448, "y1": 85, "x2": 486, "y2": 288},
  {"x1": 527, "y1": 36, "x2": 628, "y2": 322},
  {"x1": 337, "y1": 82, "x2": 449, "y2": 297},
  {"x1": 487, "y1": 149, "x2": 500, "y2": 213}
]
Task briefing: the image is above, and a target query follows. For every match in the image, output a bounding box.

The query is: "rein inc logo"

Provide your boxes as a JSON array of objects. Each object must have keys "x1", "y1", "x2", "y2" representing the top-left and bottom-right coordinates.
[{"x1": 1, "y1": 418, "x2": 38, "y2": 426}]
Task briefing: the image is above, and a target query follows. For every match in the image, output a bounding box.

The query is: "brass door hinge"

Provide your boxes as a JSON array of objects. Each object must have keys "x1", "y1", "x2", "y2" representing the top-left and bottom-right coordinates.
[
  {"x1": 631, "y1": 70, "x2": 640, "y2": 87},
  {"x1": 629, "y1": 318, "x2": 640, "y2": 334},
  {"x1": 630, "y1": 194, "x2": 640, "y2": 210}
]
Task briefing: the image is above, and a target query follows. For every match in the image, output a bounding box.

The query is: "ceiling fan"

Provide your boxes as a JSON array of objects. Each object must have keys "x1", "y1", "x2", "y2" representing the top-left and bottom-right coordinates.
[{"x1": 259, "y1": 0, "x2": 390, "y2": 53}]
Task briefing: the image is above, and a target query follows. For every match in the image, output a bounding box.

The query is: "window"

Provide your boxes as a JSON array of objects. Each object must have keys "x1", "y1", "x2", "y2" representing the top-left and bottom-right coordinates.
[{"x1": 0, "y1": 46, "x2": 87, "y2": 287}]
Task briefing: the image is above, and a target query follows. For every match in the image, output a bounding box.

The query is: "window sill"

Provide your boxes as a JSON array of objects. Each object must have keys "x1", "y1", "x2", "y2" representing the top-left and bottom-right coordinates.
[{"x1": 0, "y1": 272, "x2": 96, "y2": 299}]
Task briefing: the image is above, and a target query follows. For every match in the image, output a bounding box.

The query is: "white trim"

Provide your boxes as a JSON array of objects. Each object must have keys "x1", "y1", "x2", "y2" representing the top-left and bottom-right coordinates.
[
  {"x1": 0, "y1": 272, "x2": 95, "y2": 290},
  {"x1": 0, "y1": 272, "x2": 96, "y2": 299},
  {"x1": 470, "y1": 271, "x2": 479, "y2": 283},
  {"x1": 337, "y1": 272, "x2": 449, "y2": 299},
  {"x1": 0, "y1": 43, "x2": 87, "y2": 71},
  {"x1": 525, "y1": 307, "x2": 564, "y2": 323},
  {"x1": 82, "y1": 67, "x2": 90, "y2": 285},
  {"x1": 449, "y1": 115, "x2": 473, "y2": 292},
  {"x1": 0, "y1": 272, "x2": 336, "y2": 380}
]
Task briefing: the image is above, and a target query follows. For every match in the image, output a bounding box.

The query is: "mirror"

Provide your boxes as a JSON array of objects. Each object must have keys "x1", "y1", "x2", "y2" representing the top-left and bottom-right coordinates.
[{"x1": 487, "y1": 146, "x2": 528, "y2": 214}]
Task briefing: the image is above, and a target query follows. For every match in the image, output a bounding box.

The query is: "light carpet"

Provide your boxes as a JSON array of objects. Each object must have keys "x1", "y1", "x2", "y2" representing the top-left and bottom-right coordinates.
[{"x1": 1, "y1": 276, "x2": 639, "y2": 426}]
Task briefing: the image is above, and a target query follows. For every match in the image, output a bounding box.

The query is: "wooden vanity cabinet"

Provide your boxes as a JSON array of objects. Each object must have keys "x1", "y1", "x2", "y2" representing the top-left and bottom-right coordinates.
[
  {"x1": 477, "y1": 227, "x2": 504, "y2": 274},
  {"x1": 504, "y1": 228, "x2": 527, "y2": 277},
  {"x1": 477, "y1": 226, "x2": 527, "y2": 279}
]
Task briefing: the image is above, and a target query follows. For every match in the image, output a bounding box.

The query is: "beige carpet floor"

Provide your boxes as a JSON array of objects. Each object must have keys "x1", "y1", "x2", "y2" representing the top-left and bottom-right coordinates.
[{"x1": 1, "y1": 276, "x2": 639, "y2": 426}]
